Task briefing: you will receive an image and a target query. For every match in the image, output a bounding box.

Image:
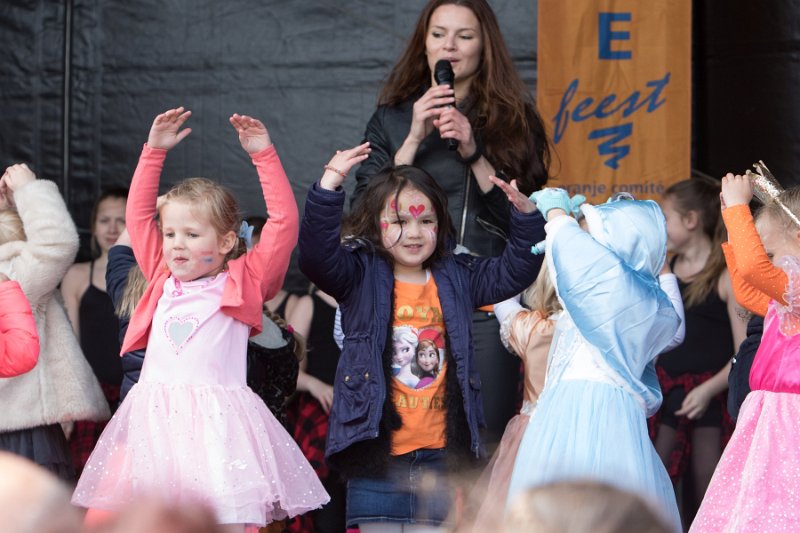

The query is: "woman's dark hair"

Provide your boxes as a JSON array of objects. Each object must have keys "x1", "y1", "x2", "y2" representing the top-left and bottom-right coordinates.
[
  {"x1": 345, "y1": 165, "x2": 455, "y2": 267},
  {"x1": 378, "y1": 0, "x2": 551, "y2": 194},
  {"x1": 90, "y1": 187, "x2": 128, "y2": 257}
]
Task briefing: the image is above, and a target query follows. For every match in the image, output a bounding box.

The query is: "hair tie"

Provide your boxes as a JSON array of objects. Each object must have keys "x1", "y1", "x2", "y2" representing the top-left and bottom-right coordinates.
[
  {"x1": 286, "y1": 324, "x2": 294, "y2": 334},
  {"x1": 239, "y1": 220, "x2": 254, "y2": 250}
]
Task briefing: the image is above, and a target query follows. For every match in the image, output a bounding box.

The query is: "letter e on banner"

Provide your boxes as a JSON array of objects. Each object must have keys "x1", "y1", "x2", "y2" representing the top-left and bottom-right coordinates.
[{"x1": 537, "y1": 2, "x2": 691, "y2": 202}]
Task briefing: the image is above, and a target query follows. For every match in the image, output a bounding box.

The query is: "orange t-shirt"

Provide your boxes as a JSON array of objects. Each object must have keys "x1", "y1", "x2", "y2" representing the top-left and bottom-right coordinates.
[{"x1": 390, "y1": 273, "x2": 448, "y2": 455}]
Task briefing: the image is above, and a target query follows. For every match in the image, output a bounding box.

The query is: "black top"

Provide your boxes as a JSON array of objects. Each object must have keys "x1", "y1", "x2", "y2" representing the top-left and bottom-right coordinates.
[
  {"x1": 305, "y1": 291, "x2": 341, "y2": 385},
  {"x1": 79, "y1": 261, "x2": 122, "y2": 385},
  {"x1": 658, "y1": 275, "x2": 734, "y2": 377}
]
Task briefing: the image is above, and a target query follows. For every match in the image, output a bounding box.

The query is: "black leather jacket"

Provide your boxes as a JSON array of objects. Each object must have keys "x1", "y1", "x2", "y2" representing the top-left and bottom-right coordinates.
[{"x1": 353, "y1": 99, "x2": 510, "y2": 257}]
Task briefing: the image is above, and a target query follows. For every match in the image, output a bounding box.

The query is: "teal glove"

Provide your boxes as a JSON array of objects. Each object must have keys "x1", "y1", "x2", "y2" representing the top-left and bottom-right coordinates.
[
  {"x1": 570, "y1": 194, "x2": 587, "y2": 218},
  {"x1": 529, "y1": 188, "x2": 572, "y2": 218}
]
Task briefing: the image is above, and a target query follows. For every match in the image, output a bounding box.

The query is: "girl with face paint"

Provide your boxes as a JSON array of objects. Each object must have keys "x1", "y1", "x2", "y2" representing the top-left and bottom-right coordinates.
[{"x1": 299, "y1": 143, "x2": 545, "y2": 531}]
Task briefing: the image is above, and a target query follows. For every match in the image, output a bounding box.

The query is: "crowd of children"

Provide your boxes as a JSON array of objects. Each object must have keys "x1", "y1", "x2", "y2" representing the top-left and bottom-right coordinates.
[
  {"x1": 1, "y1": 104, "x2": 799, "y2": 532},
  {"x1": 3, "y1": 3, "x2": 800, "y2": 532}
]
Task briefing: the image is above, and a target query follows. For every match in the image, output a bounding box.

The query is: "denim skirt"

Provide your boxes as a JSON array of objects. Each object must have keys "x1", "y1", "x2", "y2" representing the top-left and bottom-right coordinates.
[{"x1": 346, "y1": 448, "x2": 451, "y2": 527}]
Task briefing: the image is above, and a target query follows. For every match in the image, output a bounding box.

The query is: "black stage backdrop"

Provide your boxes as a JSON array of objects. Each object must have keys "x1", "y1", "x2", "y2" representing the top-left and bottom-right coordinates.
[{"x1": 1, "y1": 1, "x2": 797, "y2": 289}]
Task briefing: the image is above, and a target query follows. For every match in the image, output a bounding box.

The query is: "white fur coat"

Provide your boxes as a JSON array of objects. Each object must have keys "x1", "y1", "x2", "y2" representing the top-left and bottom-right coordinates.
[{"x1": 0, "y1": 180, "x2": 109, "y2": 432}]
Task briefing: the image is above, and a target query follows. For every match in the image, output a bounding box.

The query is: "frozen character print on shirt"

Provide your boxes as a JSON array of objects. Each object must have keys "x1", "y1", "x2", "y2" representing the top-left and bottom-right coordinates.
[
  {"x1": 392, "y1": 325, "x2": 420, "y2": 388},
  {"x1": 412, "y1": 328, "x2": 444, "y2": 389}
]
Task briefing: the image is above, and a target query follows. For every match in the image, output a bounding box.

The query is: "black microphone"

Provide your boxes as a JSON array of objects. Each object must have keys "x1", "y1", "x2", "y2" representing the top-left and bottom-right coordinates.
[{"x1": 433, "y1": 59, "x2": 459, "y2": 151}]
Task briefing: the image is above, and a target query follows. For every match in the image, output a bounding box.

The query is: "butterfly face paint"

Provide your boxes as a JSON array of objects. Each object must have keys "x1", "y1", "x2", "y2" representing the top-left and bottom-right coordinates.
[{"x1": 380, "y1": 186, "x2": 438, "y2": 275}]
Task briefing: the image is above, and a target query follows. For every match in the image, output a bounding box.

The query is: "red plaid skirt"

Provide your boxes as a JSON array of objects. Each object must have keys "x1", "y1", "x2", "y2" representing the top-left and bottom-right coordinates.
[
  {"x1": 69, "y1": 382, "x2": 120, "y2": 472},
  {"x1": 647, "y1": 366, "x2": 734, "y2": 481}
]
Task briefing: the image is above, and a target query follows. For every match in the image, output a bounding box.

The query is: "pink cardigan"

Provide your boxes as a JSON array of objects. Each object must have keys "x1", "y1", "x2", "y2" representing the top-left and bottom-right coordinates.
[
  {"x1": 0, "y1": 280, "x2": 40, "y2": 377},
  {"x1": 121, "y1": 144, "x2": 299, "y2": 354}
]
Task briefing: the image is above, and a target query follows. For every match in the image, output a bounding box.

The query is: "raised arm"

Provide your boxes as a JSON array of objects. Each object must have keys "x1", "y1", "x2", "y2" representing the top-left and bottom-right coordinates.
[
  {"x1": 127, "y1": 107, "x2": 192, "y2": 279},
  {"x1": 228, "y1": 114, "x2": 300, "y2": 304},
  {"x1": 299, "y1": 144, "x2": 372, "y2": 302},
  {"x1": 463, "y1": 178, "x2": 545, "y2": 307},
  {"x1": 720, "y1": 173, "x2": 787, "y2": 304},
  {"x1": 1, "y1": 164, "x2": 79, "y2": 305}
]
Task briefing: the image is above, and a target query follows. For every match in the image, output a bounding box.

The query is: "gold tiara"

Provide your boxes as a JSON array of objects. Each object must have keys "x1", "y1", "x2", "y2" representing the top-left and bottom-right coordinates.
[{"x1": 745, "y1": 161, "x2": 800, "y2": 228}]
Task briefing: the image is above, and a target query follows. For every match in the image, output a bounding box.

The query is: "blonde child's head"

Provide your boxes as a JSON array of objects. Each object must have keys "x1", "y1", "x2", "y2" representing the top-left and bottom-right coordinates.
[
  {"x1": 158, "y1": 178, "x2": 247, "y2": 281},
  {"x1": 0, "y1": 209, "x2": 25, "y2": 245},
  {"x1": 755, "y1": 186, "x2": 800, "y2": 264},
  {"x1": 503, "y1": 481, "x2": 671, "y2": 533},
  {"x1": 522, "y1": 261, "x2": 561, "y2": 318}
]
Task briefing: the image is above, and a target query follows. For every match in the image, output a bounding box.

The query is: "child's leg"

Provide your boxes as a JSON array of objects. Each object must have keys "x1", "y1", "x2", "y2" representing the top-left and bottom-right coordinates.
[
  {"x1": 691, "y1": 426, "x2": 722, "y2": 504},
  {"x1": 654, "y1": 424, "x2": 678, "y2": 469}
]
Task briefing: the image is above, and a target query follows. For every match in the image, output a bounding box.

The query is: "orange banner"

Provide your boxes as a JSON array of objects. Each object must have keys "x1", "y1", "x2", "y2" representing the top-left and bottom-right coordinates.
[{"x1": 537, "y1": 1, "x2": 691, "y2": 203}]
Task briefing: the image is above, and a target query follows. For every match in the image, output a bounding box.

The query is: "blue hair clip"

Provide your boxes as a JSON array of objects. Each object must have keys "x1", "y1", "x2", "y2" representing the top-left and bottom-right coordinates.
[
  {"x1": 239, "y1": 220, "x2": 254, "y2": 250},
  {"x1": 531, "y1": 240, "x2": 546, "y2": 255}
]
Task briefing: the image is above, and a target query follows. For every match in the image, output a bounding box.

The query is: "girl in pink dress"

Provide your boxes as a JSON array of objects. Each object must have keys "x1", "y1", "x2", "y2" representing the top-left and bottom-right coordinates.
[
  {"x1": 72, "y1": 108, "x2": 329, "y2": 531},
  {"x1": 691, "y1": 174, "x2": 800, "y2": 532}
]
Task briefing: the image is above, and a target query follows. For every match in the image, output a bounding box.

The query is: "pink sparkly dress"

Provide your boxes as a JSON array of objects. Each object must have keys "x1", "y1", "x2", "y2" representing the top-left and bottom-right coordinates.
[
  {"x1": 72, "y1": 274, "x2": 329, "y2": 526},
  {"x1": 691, "y1": 205, "x2": 800, "y2": 532}
]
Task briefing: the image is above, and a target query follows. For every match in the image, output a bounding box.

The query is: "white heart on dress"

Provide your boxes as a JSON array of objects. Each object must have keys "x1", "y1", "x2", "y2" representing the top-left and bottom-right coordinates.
[{"x1": 165, "y1": 316, "x2": 199, "y2": 353}]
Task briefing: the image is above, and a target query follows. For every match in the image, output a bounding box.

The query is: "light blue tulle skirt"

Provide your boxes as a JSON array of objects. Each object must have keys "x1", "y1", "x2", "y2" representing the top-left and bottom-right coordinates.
[{"x1": 506, "y1": 379, "x2": 681, "y2": 533}]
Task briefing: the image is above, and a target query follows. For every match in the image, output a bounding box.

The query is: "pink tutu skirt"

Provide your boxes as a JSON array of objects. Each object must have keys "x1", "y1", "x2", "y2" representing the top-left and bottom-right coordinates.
[
  {"x1": 690, "y1": 390, "x2": 800, "y2": 532},
  {"x1": 72, "y1": 381, "x2": 329, "y2": 526}
]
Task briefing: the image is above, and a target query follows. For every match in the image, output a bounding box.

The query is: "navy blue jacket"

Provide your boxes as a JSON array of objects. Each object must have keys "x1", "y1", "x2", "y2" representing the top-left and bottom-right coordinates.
[
  {"x1": 106, "y1": 245, "x2": 145, "y2": 403},
  {"x1": 298, "y1": 183, "x2": 545, "y2": 473}
]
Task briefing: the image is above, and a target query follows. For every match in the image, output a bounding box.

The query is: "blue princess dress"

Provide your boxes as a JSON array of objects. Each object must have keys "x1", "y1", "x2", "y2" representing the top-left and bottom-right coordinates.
[{"x1": 506, "y1": 201, "x2": 682, "y2": 532}]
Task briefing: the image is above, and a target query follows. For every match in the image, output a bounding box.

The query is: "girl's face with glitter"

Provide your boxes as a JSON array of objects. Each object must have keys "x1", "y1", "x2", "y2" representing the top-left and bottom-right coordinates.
[
  {"x1": 160, "y1": 200, "x2": 236, "y2": 282},
  {"x1": 380, "y1": 186, "x2": 438, "y2": 275}
]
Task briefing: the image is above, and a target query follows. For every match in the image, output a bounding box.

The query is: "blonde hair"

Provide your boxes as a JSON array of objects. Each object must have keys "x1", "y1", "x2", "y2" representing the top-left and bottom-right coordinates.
[
  {"x1": 159, "y1": 178, "x2": 247, "y2": 262},
  {"x1": 756, "y1": 186, "x2": 800, "y2": 236},
  {"x1": 664, "y1": 176, "x2": 727, "y2": 308},
  {"x1": 0, "y1": 209, "x2": 25, "y2": 244},
  {"x1": 116, "y1": 264, "x2": 148, "y2": 319},
  {"x1": 521, "y1": 262, "x2": 561, "y2": 318},
  {"x1": 503, "y1": 481, "x2": 671, "y2": 533}
]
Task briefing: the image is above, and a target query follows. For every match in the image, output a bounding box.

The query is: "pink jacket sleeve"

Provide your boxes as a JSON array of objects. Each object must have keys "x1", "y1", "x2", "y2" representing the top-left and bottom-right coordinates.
[
  {"x1": 240, "y1": 146, "x2": 299, "y2": 304},
  {"x1": 0, "y1": 280, "x2": 40, "y2": 377},
  {"x1": 126, "y1": 144, "x2": 168, "y2": 281}
]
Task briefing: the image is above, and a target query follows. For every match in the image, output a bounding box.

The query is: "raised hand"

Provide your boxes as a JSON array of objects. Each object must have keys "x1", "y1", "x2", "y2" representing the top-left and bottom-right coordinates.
[
  {"x1": 489, "y1": 176, "x2": 536, "y2": 214},
  {"x1": 720, "y1": 172, "x2": 753, "y2": 208},
  {"x1": 147, "y1": 107, "x2": 192, "y2": 150},
  {"x1": 319, "y1": 142, "x2": 371, "y2": 191},
  {"x1": 0, "y1": 164, "x2": 35, "y2": 210},
  {"x1": 529, "y1": 188, "x2": 572, "y2": 220},
  {"x1": 229, "y1": 113, "x2": 272, "y2": 154}
]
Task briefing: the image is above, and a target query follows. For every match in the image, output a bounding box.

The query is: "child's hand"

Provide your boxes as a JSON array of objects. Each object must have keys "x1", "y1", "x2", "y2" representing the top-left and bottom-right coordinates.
[
  {"x1": 319, "y1": 142, "x2": 371, "y2": 191},
  {"x1": 147, "y1": 107, "x2": 192, "y2": 150},
  {"x1": 0, "y1": 164, "x2": 36, "y2": 209},
  {"x1": 720, "y1": 172, "x2": 753, "y2": 208},
  {"x1": 489, "y1": 176, "x2": 536, "y2": 214},
  {"x1": 675, "y1": 382, "x2": 714, "y2": 419},
  {"x1": 529, "y1": 188, "x2": 572, "y2": 220},
  {"x1": 229, "y1": 114, "x2": 272, "y2": 154}
]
